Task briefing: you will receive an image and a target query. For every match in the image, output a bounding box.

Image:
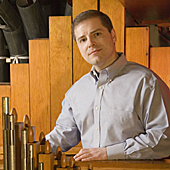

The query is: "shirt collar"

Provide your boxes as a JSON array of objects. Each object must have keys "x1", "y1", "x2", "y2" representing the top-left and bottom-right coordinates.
[{"x1": 90, "y1": 53, "x2": 128, "y2": 83}]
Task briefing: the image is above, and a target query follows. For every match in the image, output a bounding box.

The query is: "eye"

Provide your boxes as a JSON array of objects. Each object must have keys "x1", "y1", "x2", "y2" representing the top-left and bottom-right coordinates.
[
  {"x1": 94, "y1": 32, "x2": 101, "y2": 37},
  {"x1": 79, "y1": 38, "x2": 86, "y2": 43}
]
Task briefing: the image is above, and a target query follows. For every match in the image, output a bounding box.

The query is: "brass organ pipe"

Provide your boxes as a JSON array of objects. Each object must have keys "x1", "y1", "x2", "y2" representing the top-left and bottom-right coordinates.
[
  {"x1": 8, "y1": 114, "x2": 16, "y2": 170},
  {"x1": 38, "y1": 162, "x2": 44, "y2": 170},
  {"x1": 21, "y1": 128, "x2": 28, "y2": 170},
  {"x1": 2, "y1": 97, "x2": 9, "y2": 170},
  {"x1": 28, "y1": 144, "x2": 34, "y2": 170}
]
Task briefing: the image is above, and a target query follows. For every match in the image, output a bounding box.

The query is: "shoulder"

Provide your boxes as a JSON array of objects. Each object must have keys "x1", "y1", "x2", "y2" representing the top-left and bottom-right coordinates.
[
  {"x1": 125, "y1": 61, "x2": 157, "y2": 79},
  {"x1": 65, "y1": 72, "x2": 94, "y2": 97},
  {"x1": 73, "y1": 72, "x2": 94, "y2": 89},
  {"x1": 126, "y1": 62, "x2": 153, "y2": 75},
  {"x1": 123, "y1": 61, "x2": 165, "y2": 88}
]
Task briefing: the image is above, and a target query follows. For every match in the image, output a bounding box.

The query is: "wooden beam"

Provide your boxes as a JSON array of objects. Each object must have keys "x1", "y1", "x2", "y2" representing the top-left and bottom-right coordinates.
[{"x1": 75, "y1": 159, "x2": 170, "y2": 169}]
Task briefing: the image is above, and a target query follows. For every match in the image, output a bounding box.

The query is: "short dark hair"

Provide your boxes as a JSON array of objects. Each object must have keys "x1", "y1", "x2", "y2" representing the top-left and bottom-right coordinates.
[{"x1": 72, "y1": 10, "x2": 113, "y2": 41}]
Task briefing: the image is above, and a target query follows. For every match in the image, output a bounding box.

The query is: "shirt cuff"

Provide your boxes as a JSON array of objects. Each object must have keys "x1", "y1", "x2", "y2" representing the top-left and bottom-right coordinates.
[{"x1": 106, "y1": 142, "x2": 126, "y2": 159}]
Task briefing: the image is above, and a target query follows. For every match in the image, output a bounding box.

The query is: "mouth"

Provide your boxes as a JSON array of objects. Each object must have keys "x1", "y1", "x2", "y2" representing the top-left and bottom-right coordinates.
[{"x1": 88, "y1": 49, "x2": 101, "y2": 56}]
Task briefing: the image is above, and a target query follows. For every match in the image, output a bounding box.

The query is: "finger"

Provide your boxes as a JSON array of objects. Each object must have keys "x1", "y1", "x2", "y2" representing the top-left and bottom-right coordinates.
[
  {"x1": 74, "y1": 151, "x2": 84, "y2": 161},
  {"x1": 74, "y1": 153, "x2": 89, "y2": 161},
  {"x1": 73, "y1": 150, "x2": 83, "y2": 159},
  {"x1": 74, "y1": 151, "x2": 90, "y2": 161},
  {"x1": 74, "y1": 149, "x2": 89, "y2": 159},
  {"x1": 81, "y1": 156, "x2": 94, "y2": 161}
]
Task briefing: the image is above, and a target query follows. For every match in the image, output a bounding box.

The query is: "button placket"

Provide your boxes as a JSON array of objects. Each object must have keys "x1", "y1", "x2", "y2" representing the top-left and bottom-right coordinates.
[
  {"x1": 94, "y1": 69, "x2": 107, "y2": 147},
  {"x1": 94, "y1": 86, "x2": 104, "y2": 147}
]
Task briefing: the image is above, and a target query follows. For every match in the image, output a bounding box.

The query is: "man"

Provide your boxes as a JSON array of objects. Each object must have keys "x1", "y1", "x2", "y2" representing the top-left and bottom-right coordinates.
[{"x1": 46, "y1": 10, "x2": 170, "y2": 161}]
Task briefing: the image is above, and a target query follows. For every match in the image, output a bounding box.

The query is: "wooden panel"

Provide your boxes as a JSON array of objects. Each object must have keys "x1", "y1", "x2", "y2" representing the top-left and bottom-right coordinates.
[
  {"x1": 126, "y1": 27, "x2": 149, "y2": 67},
  {"x1": 73, "y1": 0, "x2": 98, "y2": 82},
  {"x1": 10, "y1": 64, "x2": 30, "y2": 121},
  {"x1": 100, "y1": 0, "x2": 125, "y2": 53},
  {"x1": 73, "y1": 0, "x2": 98, "y2": 19},
  {"x1": 0, "y1": 85, "x2": 10, "y2": 147},
  {"x1": 49, "y1": 16, "x2": 72, "y2": 130},
  {"x1": 150, "y1": 47, "x2": 170, "y2": 88},
  {"x1": 1, "y1": 158, "x2": 170, "y2": 170},
  {"x1": 29, "y1": 39, "x2": 50, "y2": 140},
  {"x1": 75, "y1": 160, "x2": 170, "y2": 169}
]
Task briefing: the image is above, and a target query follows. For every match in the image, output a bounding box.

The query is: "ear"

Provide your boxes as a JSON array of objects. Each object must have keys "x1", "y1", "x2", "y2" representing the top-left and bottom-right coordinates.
[{"x1": 111, "y1": 29, "x2": 117, "y2": 43}]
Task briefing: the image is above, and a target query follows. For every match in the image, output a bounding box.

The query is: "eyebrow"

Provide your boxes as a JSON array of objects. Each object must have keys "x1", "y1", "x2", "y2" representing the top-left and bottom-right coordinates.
[
  {"x1": 90, "y1": 29, "x2": 102, "y2": 34},
  {"x1": 77, "y1": 29, "x2": 103, "y2": 41}
]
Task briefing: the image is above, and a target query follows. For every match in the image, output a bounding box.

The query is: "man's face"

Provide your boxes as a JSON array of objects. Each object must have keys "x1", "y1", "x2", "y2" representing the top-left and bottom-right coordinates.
[{"x1": 74, "y1": 17, "x2": 117, "y2": 72}]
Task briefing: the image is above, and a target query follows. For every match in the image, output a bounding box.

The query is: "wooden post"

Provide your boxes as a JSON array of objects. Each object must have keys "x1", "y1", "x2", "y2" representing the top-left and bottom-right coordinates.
[
  {"x1": 38, "y1": 140, "x2": 54, "y2": 170},
  {"x1": 28, "y1": 126, "x2": 40, "y2": 170}
]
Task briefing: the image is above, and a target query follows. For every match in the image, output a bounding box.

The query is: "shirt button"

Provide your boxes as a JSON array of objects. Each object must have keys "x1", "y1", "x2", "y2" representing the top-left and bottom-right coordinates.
[
  {"x1": 96, "y1": 128, "x2": 98, "y2": 130},
  {"x1": 109, "y1": 79, "x2": 112, "y2": 82},
  {"x1": 95, "y1": 106, "x2": 98, "y2": 110},
  {"x1": 99, "y1": 86, "x2": 102, "y2": 89}
]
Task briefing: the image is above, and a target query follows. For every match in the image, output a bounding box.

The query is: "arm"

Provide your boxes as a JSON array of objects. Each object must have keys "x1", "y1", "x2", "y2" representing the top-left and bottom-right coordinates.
[
  {"x1": 107, "y1": 76, "x2": 170, "y2": 159},
  {"x1": 46, "y1": 96, "x2": 81, "y2": 153}
]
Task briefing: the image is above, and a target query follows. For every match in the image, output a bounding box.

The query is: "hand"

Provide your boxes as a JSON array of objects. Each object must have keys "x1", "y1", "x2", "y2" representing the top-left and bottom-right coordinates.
[{"x1": 73, "y1": 147, "x2": 107, "y2": 161}]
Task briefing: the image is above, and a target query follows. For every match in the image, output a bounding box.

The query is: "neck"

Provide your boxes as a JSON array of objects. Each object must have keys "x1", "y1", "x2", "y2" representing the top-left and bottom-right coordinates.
[{"x1": 95, "y1": 52, "x2": 119, "y2": 73}]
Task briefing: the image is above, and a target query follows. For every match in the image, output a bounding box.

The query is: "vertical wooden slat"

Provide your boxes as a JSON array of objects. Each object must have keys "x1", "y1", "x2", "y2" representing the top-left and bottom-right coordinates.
[
  {"x1": 150, "y1": 47, "x2": 170, "y2": 88},
  {"x1": 29, "y1": 39, "x2": 50, "y2": 140},
  {"x1": 73, "y1": 0, "x2": 98, "y2": 83},
  {"x1": 0, "y1": 85, "x2": 10, "y2": 146},
  {"x1": 10, "y1": 64, "x2": 30, "y2": 121},
  {"x1": 100, "y1": 0, "x2": 125, "y2": 53},
  {"x1": 49, "y1": 16, "x2": 72, "y2": 130},
  {"x1": 126, "y1": 27, "x2": 150, "y2": 67},
  {"x1": 73, "y1": 0, "x2": 98, "y2": 18}
]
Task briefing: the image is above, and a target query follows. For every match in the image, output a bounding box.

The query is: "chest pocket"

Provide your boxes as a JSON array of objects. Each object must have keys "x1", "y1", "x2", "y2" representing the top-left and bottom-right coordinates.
[{"x1": 108, "y1": 109, "x2": 139, "y2": 131}]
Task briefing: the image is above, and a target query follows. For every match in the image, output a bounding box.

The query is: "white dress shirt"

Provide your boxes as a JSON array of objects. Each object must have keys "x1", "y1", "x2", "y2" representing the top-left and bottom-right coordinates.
[{"x1": 46, "y1": 53, "x2": 170, "y2": 159}]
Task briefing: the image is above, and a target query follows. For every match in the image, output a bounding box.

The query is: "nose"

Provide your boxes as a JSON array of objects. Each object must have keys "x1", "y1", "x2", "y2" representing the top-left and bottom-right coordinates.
[{"x1": 87, "y1": 37, "x2": 96, "y2": 48}]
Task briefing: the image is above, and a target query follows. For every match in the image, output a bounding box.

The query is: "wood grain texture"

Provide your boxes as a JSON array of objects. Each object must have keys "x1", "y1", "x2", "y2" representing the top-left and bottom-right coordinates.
[
  {"x1": 75, "y1": 160, "x2": 170, "y2": 170},
  {"x1": 38, "y1": 153, "x2": 54, "y2": 170},
  {"x1": 49, "y1": 16, "x2": 72, "y2": 130},
  {"x1": 100, "y1": 0, "x2": 125, "y2": 53},
  {"x1": 150, "y1": 47, "x2": 170, "y2": 88},
  {"x1": 0, "y1": 85, "x2": 10, "y2": 146},
  {"x1": 29, "y1": 39, "x2": 50, "y2": 140},
  {"x1": 118, "y1": 0, "x2": 170, "y2": 25},
  {"x1": 10, "y1": 64, "x2": 30, "y2": 121},
  {"x1": 73, "y1": 0, "x2": 98, "y2": 19},
  {"x1": 73, "y1": 0, "x2": 98, "y2": 83},
  {"x1": 126, "y1": 27, "x2": 149, "y2": 67}
]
